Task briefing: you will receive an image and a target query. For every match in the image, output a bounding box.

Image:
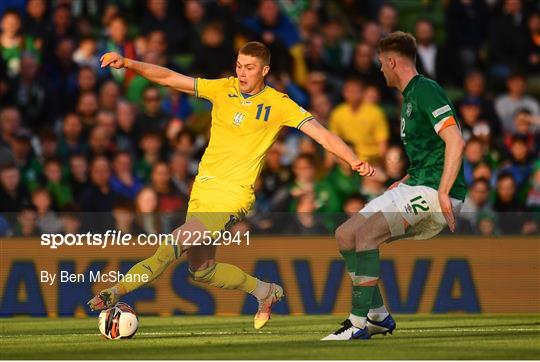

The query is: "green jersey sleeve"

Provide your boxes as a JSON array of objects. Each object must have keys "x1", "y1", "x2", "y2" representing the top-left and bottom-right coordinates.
[{"x1": 416, "y1": 80, "x2": 458, "y2": 134}]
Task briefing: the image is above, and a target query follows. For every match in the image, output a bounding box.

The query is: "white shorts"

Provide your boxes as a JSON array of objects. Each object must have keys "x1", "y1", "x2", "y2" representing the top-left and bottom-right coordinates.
[{"x1": 359, "y1": 183, "x2": 463, "y2": 241}]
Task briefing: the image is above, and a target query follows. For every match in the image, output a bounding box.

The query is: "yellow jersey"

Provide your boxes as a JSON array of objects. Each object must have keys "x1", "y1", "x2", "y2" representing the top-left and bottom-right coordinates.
[
  {"x1": 194, "y1": 77, "x2": 313, "y2": 188},
  {"x1": 329, "y1": 102, "x2": 389, "y2": 164}
]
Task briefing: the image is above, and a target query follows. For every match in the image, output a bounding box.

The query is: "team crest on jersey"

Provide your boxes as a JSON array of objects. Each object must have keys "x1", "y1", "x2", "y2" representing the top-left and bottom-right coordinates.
[
  {"x1": 405, "y1": 103, "x2": 412, "y2": 117},
  {"x1": 233, "y1": 112, "x2": 246, "y2": 126}
]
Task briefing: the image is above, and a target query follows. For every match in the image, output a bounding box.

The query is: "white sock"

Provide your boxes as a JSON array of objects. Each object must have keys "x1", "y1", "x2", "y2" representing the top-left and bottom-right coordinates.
[
  {"x1": 349, "y1": 313, "x2": 366, "y2": 329},
  {"x1": 367, "y1": 305, "x2": 389, "y2": 321},
  {"x1": 251, "y1": 280, "x2": 271, "y2": 300}
]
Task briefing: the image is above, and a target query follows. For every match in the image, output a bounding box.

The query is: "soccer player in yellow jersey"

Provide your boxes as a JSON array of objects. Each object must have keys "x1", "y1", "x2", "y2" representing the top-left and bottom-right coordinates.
[{"x1": 88, "y1": 42, "x2": 375, "y2": 329}]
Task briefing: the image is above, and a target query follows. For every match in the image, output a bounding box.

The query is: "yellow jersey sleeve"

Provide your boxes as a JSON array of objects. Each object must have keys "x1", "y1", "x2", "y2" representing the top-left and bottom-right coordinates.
[
  {"x1": 279, "y1": 96, "x2": 314, "y2": 129},
  {"x1": 194, "y1": 78, "x2": 230, "y2": 102}
]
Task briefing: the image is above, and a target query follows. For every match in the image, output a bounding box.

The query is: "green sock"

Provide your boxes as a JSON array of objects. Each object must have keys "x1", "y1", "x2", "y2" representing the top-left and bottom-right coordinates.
[
  {"x1": 370, "y1": 285, "x2": 384, "y2": 309},
  {"x1": 352, "y1": 249, "x2": 380, "y2": 317},
  {"x1": 339, "y1": 250, "x2": 357, "y2": 275}
]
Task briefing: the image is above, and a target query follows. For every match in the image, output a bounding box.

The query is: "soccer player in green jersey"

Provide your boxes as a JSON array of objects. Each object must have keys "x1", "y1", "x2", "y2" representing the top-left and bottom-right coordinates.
[{"x1": 322, "y1": 32, "x2": 467, "y2": 341}]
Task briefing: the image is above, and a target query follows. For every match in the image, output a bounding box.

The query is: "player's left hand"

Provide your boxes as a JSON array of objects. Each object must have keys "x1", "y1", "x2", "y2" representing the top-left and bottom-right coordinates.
[
  {"x1": 351, "y1": 160, "x2": 375, "y2": 177},
  {"x1": 438, "y1": 192, "x2": 455, "y2": 232}
]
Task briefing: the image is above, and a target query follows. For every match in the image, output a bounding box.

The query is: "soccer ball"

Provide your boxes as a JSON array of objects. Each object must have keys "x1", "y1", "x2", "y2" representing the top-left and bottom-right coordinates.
[{"x1": 98, "y1": 302, "x2": 138, "y2": 340}]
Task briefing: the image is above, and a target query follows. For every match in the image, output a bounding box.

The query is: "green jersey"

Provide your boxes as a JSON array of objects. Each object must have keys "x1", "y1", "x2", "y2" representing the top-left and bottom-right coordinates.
[{"x1": 400, "y1": 75, "x2": 467, "y2": 201}]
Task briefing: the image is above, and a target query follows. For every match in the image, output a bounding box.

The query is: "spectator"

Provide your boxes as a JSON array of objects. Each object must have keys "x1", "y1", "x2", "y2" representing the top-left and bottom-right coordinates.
[
  {"x1": 43, "y1": 4, "x2": 75, "y2": 62},
  {"x1": 13, "y1": 203, "x2": 40, "y2": 237},
  {"x1": 79, "y1": 156, "x2": 119, "y2": 213},
  {"x1": 142, "y1": 0, "x2": 184, "y2": 54},
  {"x1": 329, "y1": 78, "x2": 389, "y2": 164},
  {"x1": 0, "y1": 106, "x2": 21, "y2": 149},
  {"x1": 68, "y1": 153, "x2": 89, "y2": 202},
  {"x1": 289, "y1": 153, "x2": 340, "y2": 214},
  {"x1": 135, "y1": 131, "x2": 163, "y2": 182},
  {"x1": 59, "y1": 203, "x2": 82, "y2": 234},
  {"x1": 494, "y1": 71, "x2": 540, "y2": 134},
  {"x1": 255, "y1": 141, "x2": 291, "y2": 213},
  {"x1": 99, "y1": 80, "x2": 120, "y2": 112},
  {"x1": 76, "y1": 65, "x2": 98, "y2": 97},
  {"x1": 383, "y1": 145, "x2": 407, "y2": 187},
  {"x1": 110, "y1": 151, "x2": 143, "y2": 200},
  {"x1": 87, "y1": 125, "x2": 115, "y2": 159},
  {"x1": 461, "y1": 177, "x2": 495, "y2": 231},
  {"x1": 43, "y1": 157, "x2": 72, "y2": 209},
  {"x1": 500, "y1": 135, "x2": 532, "y2": 189},
  {"x1": 114, "y1": 103, "x2": 137, "y2": 158},
  {"x1": 445, "y1": 0, "x2": 489, "y2": 72},
  {"x1": 298, "y1": 8, "x2": 319, "y2": 41},
  {"x1": 101, "y1": 15, "x2": 136, "y2": 85},
  {"x1": 377, "y1": 3, "x2": 398, "y2": 36},
  {"x1": 112, "y1": 198, "x2": 145, "y2": 235},
  {"x1": 96, "y1": 110, "x2": 117, "y2": 139},
  {"x1": 58, "y1": 113, "x2": 87, "y2": 160},
  {"x1": 23, "y1": 0, "x2": 48, "y2": 42},
  {"x1": 10, "y1": 53, "x2": 52, "y2": 127},
  {"x1": 31, "y1": 188, "x2": 62, "y2": 233},
  {"x1": 10, "y1": 128, "x2": 39, "y2": 190},
  {"x1": 192, "y1": 22, "x2": 235, "y2": 79},
  {"x1": 488, "y1": 0, "x2": 529, "y2": 79},
  {"x1": 242, "y1": 0, "x2": 304, "y2": 81},
  {"x1": 150, "y1": 161, "x2": 185, "y2": 213},
  {"x1": 1, "y1": 10, "x2": 39, "y2": 79},
  {"x1": 361, "y1": 21, "x2": 382, "y2": 50},
  {"x1": 134, "y1": 186, "x2": 160, "y2": 234},
  {"x1": 415, "y1": 18, "x2": 453, "y2": 85},
  {"x1": 45, "y1": 37, "x2": 79, "y2": 114},
  {"x1": 72, "y1": 36, "x2": 100, "y2": 73},
  {"x1": 135, "y1": 86, "x2": 170, "y2": 134},
  {"x1": 169, "y1": 151, "x2": 193, "y2": 199},
  {"x1": 457, "y1": 70, "x2": 501, "y2": 137},
  {"x1": 0, "y1": 163, "x2": 29, "y2": 215},
  {"x1": 76, "y1": 91, "x2": 99, "y2": 127},
  {"x1": 324, "y1": 157, "x2": 360, "y2": 206},
  {"x1": 493, "y1": 172, "x2": 525, "y2": 234},
  {"x1": 347, "y1": 41, "x2": 388, "y2": 100},
  {"x1": 285, "y1": 192, "x2": 328, "y2": 235}
]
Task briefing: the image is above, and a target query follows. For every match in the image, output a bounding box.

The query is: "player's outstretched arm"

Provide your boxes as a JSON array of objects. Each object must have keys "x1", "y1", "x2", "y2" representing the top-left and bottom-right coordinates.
[
  {"x1": 100, "y1": 52, "x2": 195, "y2": 95},
  {"x1": 300, "y1": 119, "x2": 375, "y2": 177},
  {"x1": 438, "y1": 125, "x2": 466, "y2": 231}
]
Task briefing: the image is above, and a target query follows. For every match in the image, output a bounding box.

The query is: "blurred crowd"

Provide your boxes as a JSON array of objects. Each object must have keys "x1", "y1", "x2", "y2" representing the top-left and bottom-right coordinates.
[{"x1": 0, "y1": 0, "x2": 539, "y2": 237}]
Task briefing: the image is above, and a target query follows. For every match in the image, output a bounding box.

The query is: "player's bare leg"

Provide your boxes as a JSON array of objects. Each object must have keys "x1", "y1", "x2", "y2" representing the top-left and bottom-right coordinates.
[
  {"x1": 323, "y1": 212, "x2": 394, "y2": 340},
  {"x1": 87, "y1": 218, "x2": 204, "y2": 311}
]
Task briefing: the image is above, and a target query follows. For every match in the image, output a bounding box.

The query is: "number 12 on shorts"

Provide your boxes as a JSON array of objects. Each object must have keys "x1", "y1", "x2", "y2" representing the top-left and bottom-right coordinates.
[{"x1": 410, "y1": 195, "x2": 429, "y2": 215}]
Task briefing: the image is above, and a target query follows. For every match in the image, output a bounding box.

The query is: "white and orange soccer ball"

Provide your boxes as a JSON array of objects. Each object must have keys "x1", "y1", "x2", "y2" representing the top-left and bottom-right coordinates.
[{"x1": 98, "y1": 302, "x2": 138, "y2": 340}]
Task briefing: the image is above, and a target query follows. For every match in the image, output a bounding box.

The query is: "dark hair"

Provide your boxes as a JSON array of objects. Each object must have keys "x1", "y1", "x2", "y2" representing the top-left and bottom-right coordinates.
[
  {"x1": 239, "y1": 41, "x2": 271, "y2": 66},
  {"x1": 472, "y1": 177, "x2": 490, "y2": 189},
  {"x1": 113, "y1": 197, "x2": 134, "y2": 211},
  {"x1": 378, "y1": 31, "x2": 417, "y2": 62}
]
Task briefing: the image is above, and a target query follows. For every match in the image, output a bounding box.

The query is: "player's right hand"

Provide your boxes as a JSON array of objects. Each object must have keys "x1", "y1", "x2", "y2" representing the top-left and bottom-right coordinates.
[
  {"x1": 351, "y1": 160, "x2": 375, "y2": 177},
  {"x1": 100, "y1": 52, "x2": 125, "y2": 69}
]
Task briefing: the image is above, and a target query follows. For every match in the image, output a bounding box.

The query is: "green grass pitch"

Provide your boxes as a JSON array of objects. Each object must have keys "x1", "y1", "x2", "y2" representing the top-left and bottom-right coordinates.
[{"x1": 1, "y1": 314, "x2": 539, "y2": 359}]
